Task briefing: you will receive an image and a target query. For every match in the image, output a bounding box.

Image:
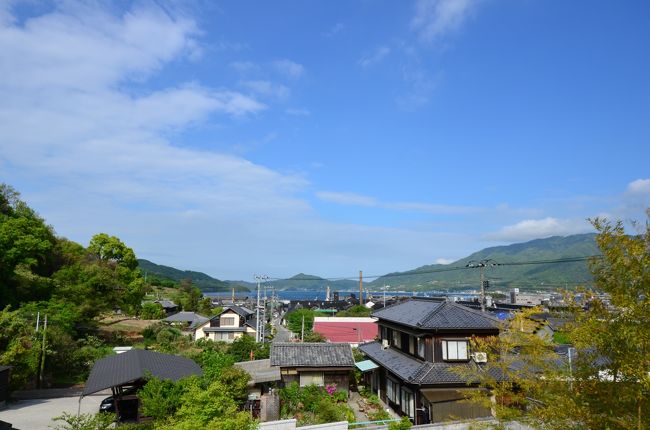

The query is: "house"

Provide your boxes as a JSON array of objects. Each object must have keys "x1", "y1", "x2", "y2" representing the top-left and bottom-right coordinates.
[
  {"x1": 163, "y1": 311, "x2": 209, "y2": 333},
  {"x1": 234, "y1": 359, "x2": 282, "y2": 422},
  {"x1": 313, "y1": 317, "x2": 378, "y2": 347},
  {"x1": 271, "y1": 343, "x2": 355, "y2": 392},
  {"x1": 358, "y1": 298, "x2": 501, "y2": 425},
  {"x1": 194, "y1": 305, "x2": 257, "y2": 342},
  {"x1": 82, "y1": 349, "x2": 202, "y2": 423},
  {"x1": 154, "y1": 300, "x2": 179, "y2": 315}
]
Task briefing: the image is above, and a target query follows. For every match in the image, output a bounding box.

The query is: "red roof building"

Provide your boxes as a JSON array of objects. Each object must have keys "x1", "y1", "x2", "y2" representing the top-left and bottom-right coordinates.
[{"x1": 313, "y1": 317, "x2": 378, "y2": 346}]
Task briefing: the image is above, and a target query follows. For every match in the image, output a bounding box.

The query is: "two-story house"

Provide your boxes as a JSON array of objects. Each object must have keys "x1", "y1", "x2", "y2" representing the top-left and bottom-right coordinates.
[
  {"x1": 358, "y1": 298, "x2": 501, "y2": 425},
  {"x1": 194, "y1": 305, "x2": 258, "y2": 342}
]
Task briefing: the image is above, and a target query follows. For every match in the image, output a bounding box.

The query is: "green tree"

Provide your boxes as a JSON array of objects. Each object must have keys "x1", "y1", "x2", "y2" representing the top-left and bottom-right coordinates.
[
  {"x1": 140, "y1": 302, "x2": 165, "y2": 320},
  {"x1": 0, "y1": 306, "x2": 39, "y2": 388},
  {"x1": 51, "y1": 412, "x2": 113, "y2": 430},
  {"x1": 285, "y1": 308, "x2": 315, "y2": 334},
  {"x1": 228, "y1": 335, "x2": 269, "y2": 362},
  {"x1": 87, "y1": 233, "x2": 137, "y2": 270}
]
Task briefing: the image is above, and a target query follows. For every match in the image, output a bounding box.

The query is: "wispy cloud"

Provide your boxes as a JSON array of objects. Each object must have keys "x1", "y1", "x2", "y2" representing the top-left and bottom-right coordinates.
[
  {"x1": 359, "y1": 45, "x2": 391, "y2": 68},
  {"x1": 485, "y1": 217, "x2": 593, "y2": 242},
  {"x1": 411, "y1": 0, "x2": 480, "y2": 43},
  {"x1": 323, "y1": 22, "x2": 344, "y2": 38},
  {"x1": 316, "y1": 191, "x2": 481, "y2": 214},
  {"x1": 317, "y1": 191, "x2": 377, "y2": 207},
  {"x1": 272, "y1": 59, "x2": 304, "y2": 79},
  {"x1": 242, "y1": 80, "x2": 290, "y2": 100},
  {"x1": 230, "y1": 61, "x2": 259, "y2": 73}
]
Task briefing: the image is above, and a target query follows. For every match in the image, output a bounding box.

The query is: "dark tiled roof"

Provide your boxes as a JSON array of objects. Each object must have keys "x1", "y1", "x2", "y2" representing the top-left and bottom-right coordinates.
[
  {"x1": 372, "y1": 299, "x2": 499, "y2": 331},
  {"x1": 164, "y1": 312, "x2": 209, "y2": 329},
  {"x1": 359, "y1": 341, "x2": 500, "y2": 385},
  {"x1": 271, "y1": 343, "x2": 354, "y2": 367},
  {"x1": 221, "y1": 305, "x2": 254, "y2": 318},
  {"x1": 83, "y1": 349, "x2": 202, "y2": 395}
]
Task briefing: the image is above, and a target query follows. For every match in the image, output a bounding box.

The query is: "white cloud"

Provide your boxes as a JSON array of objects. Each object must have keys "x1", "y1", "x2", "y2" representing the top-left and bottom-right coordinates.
[
  {"x1": 272, "y1": 59, "x2": 304, "y2": 79},
  {"x1": 626, "y1": 178, "x2": 650, "y2": 195},
  {"x1": 411, "y1": 0, "x2": 479, "y2": 43},
  {"x1": 316, "y1": 191, "x2": 378, "y2": 207},
  {"x1": 435, "y1": 258, "x2": 454, "y2": 265},
  {"x1": 230, "y1": 61, "x2": 259, "y2": 73},
  {"x1": 359, "y1": 46, "x2": 391, "y2": 68},
  {"x1": 316, "y1": 191, "x2": 481, "y2": 214},
  {"x1": 485, "y1": 217, "x2": 593, "y2": 242},
  {"x1": 242, "y1": 80, "x2": 290, "y2": 100}
]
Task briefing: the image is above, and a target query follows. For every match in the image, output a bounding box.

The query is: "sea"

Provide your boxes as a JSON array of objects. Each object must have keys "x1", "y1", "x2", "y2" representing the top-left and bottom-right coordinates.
[{"x1": 204, "y1": 290, "x2": 480, "y2": 302}]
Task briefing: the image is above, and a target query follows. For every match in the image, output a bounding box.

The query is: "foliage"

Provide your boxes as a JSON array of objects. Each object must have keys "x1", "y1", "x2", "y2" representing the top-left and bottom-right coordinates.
[
  {"x1": 140, "y1": 302, "x2": 166, "y2": 320},
  {"x1": 543, "y1": 215, "x2": 650, "y2": 430},
  {"x1": 456, "y1": 213, "x2": 650, "y2": 430},
  {"x1": 302, "y1": 331, "x2": 327, "y2": 342},
  {"x1": 139, "y1": 375, "x2": 186, "y2": 420},
  {"x1": 0, "y1": 306, "x2": 39, "y2": 388},
  {"x1": 388, "y1": 416, "x2": 413, "y2": 430},
  {"x1": 51, "y1": 412, "x2": 113, "y2": 430},
  {"x1": 336, "y1": 305, "x2": 372, "y2": 317},
  {"x1": 228, "y1": 334, "x2": 270, "y2": 362},
  {"x1": 284, "y1": 308, "x2": 316, "y2": 334},
  {"x1": 279, "y1": 381, "x2": 354, "y2": 425}
]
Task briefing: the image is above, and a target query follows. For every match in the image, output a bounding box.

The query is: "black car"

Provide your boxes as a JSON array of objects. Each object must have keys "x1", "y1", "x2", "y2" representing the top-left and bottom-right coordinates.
[{"x1": 99, "y1": 386, "x2": 138, "y2": 413}]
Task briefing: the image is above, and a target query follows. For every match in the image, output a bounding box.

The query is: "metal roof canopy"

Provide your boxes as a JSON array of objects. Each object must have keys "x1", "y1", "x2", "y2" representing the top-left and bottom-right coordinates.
[
  {"x1": 82, "y1": 349, "x2": 202, "y2": 396},
  {"x1": 355, "y1": 360, "x2": 379, "y2": 372}
]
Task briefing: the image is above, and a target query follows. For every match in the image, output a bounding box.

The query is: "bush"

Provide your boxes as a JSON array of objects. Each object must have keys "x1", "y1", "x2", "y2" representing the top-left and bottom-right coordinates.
[{"x1": 51, "y1": 412, "x2": 113, "y2": 430}]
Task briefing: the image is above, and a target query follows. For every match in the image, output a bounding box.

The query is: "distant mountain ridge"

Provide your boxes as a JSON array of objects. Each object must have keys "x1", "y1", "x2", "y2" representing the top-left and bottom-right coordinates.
[
  {"x1": 139, "y1": 233, "x2": 600, "y2": 293},
  {"x1": 137, "y1": 259, "x2": 249, "y2": 292}
]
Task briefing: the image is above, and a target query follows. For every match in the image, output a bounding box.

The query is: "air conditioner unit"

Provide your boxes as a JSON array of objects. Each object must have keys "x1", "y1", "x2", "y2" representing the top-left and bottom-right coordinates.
[
  {"x1": 473, "y1": 352, "x2": 488, "y2": 363},
  {"x1": 381, "y1": 339, "x2": 389, "y2": 350}
]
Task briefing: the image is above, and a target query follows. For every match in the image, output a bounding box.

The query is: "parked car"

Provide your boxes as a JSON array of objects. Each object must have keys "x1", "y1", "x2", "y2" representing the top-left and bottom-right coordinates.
[{"x1": 99, "y1": 386, "x2": 138, "y2": 413}]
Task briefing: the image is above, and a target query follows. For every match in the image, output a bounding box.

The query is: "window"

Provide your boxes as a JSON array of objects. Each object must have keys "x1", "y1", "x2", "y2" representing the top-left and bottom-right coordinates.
[
  {"x1": 392, "y1": 329, "x2": 402, "y2": 348},
  {"x1": 386, "y1": 378, "x2": 400, "y2": 405},
  {"x1": 300, "y1": 372, "x2": 324, "y2": 387},
  {"x1": 409, "y1": 336, "x2": 415, "y2": 355},
  {"x1": 221, "y1": 316, "x2": 236, "y2": 326},
  {"x1": 442, "y1": 340, "x2": 469, "y2": 361},
  {"x1": 417, "y1": 337, "x2": 426, "y2": 358},
  {"x1": 401, "y1": 388, "x2": 414, "y2": 418}
]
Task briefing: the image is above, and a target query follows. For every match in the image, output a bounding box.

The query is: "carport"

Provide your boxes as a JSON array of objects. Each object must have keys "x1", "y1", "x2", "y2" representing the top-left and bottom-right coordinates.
[{"x1": 81, "y1": 349, "x2": 202, "y2": 422}]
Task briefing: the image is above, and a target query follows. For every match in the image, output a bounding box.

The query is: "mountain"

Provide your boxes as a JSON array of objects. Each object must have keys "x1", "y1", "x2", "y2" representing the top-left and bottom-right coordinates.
[
  {"x1": 368, "y1": 234, "x2": 599, "y2": 291},
  {"x1": 266, "y1": 273, "x2": 358, "y2": 291},
  {"x1": 137, "y1": 259, "x2": 249, "y2": 292}
]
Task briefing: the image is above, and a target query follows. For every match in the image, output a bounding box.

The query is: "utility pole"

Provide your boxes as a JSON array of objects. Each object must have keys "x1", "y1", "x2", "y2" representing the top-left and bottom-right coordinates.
[
  {"x1": 254, "y1": 275, "x2": 268, "y2": 342},
  {"x1": 301, "y1": 315, "x2": 305, "y2": 342},
  {"x1": 39, "y1": 315, "x2": 47, "y2": 388},
  {"x1": 465, "y1": 260, "x2": 497, "y2": 312},
  {"x1": 359, "y1": 270, "x2": 363, "y2": 305}
]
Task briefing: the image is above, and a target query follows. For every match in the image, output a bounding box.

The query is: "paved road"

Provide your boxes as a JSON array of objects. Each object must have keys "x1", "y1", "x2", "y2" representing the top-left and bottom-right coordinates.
[
  {"x1": 273, "y1": 317, "x2": 294, "y2": 342},
  {"x1": 0, "y1": 395, "x2": 104, "y2": 430}
]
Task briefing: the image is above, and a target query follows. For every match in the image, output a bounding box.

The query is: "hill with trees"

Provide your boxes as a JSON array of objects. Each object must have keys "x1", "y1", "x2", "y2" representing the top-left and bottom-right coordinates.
[{"x1": 138, "y1": 259, "x2": 249, "y2": 292}]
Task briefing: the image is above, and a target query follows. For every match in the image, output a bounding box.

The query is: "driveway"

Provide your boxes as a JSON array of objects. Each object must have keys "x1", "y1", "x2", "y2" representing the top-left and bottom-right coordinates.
[{"x1": 0, "y1": 395, "x2": 104, "y2": 430}]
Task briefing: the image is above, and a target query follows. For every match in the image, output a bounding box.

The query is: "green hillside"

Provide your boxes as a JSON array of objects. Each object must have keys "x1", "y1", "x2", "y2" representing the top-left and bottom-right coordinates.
[
  {"x1": 138, "y1": 259, "x2": 249, "y2": 292},
  {"x1": 368, "y1": 233, "x2": 599, "y2": 291},
  {"x1": 266, "y1": 273, "x2": 358, "y2": 291}
]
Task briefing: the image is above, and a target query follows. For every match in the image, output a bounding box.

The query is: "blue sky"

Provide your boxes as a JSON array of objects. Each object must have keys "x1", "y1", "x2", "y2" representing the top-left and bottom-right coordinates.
[{"x1": 1, "y1": 0, "x2": 649, "y2": 280}]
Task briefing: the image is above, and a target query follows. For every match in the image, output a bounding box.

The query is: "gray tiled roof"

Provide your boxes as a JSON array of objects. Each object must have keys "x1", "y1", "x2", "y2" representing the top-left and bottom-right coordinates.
[
  {"x1": 372, "y1": 299, "x2": 499, "y2": 331},
  {"x1": 359, "y1": 341, "x2": 494, "y2": 385},
  {"x1": 235, "y1": 359, "x2": 281, "y2": 384},
  {"x1": 83, "y1": 349, "x2": 202, "y2": 395},
  {"x1": 221, "y1": 305, "x2": 254, "y2": 318},
  {"x1": 271, "y1": 343, "x2": 354, "y2": 367},
  {"x1": 164, "y1": 312, "x2": 209, "y2": 329}
]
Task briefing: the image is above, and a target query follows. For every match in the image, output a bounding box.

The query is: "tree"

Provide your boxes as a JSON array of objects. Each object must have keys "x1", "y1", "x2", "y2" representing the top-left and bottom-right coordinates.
[
  {"x1": 552, "y1": 215, "x2": 650, "y2": 430},
  {"x1": 87, "y1": 233, "x2": 137, "y2": 270},
  {"x1": 140, "y1": 302, "x2": 165, "y2": 320},
  {"x1": 457, "y1": 213, "x2": 650, "y2": 430},
  {"x1": 228, "y1": 334, "x2": 270, "y2": 362}
]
